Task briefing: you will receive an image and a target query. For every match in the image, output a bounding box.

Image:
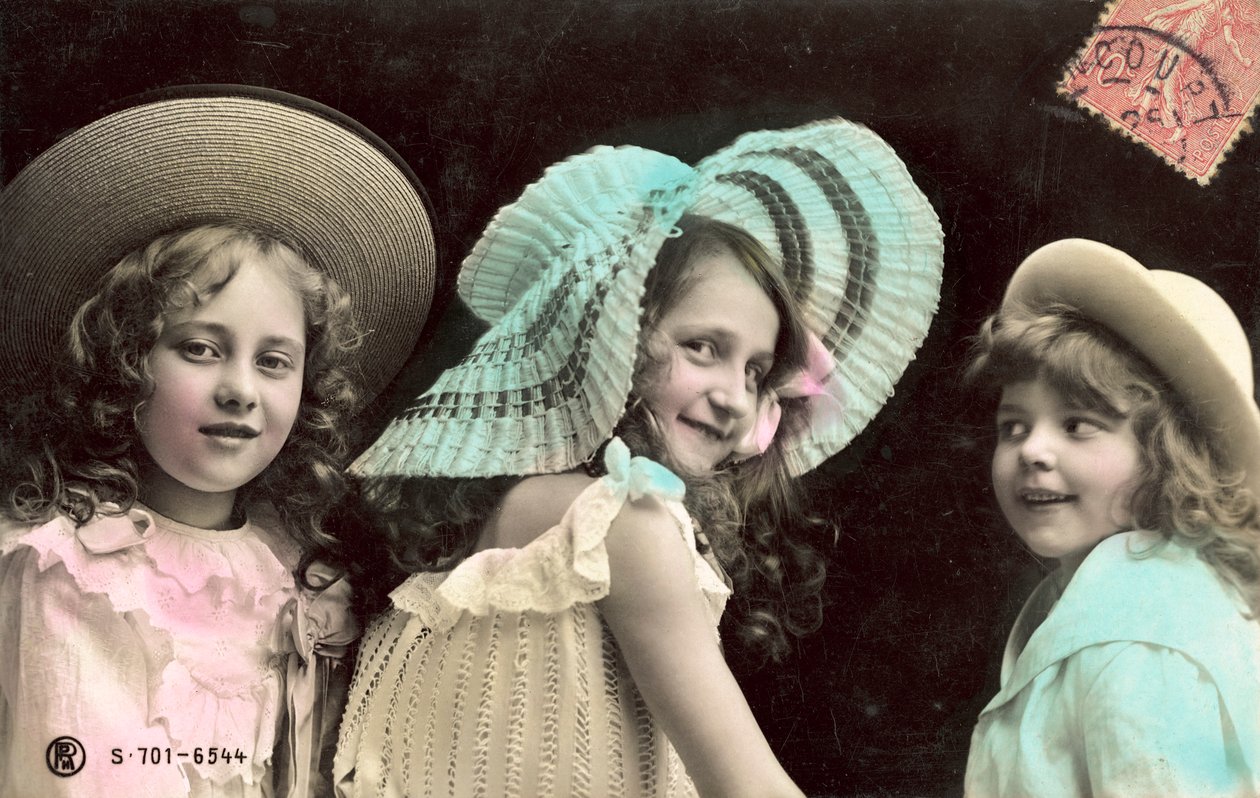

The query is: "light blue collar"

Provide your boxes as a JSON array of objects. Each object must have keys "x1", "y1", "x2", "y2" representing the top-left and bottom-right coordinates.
[{"x1": 980, "y1": 531, "x2": 1260, "y2": 775}]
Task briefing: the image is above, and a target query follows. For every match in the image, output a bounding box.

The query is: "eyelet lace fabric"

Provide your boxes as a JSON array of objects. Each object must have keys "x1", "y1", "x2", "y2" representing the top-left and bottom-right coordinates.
[
  {"x1": 0, "y1": 505, "x2": 302, "y2": 797},
  {"x1": 335, "y1": 439, "x2": 730, "y2": 797}
]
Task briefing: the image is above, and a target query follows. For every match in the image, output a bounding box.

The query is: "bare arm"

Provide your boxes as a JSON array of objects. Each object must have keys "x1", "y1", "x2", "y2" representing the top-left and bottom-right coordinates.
[
  {"x1": 599, "y1": 498, "x2": 805, "y2": 798},
  {"x1": 1222, "y1": 21, "x2": 1252, "y2": 66}
]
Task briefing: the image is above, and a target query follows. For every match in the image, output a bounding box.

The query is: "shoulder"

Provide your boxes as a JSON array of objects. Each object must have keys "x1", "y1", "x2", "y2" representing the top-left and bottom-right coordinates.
[
  {"x1": 1070, "y1": 531, "x2": 1242, "y2": 614},
  {"x1": 602, "y1": 490, "x2": 700, "y2": 602},
  {"x1": 1053, "y1": 532, "x2": 1253, "y2": 650},
  {"x1": 0, "y1": 512, "x2": 72, "y2": 559},
  {"x1": 483, "y1": 472, "x2": 598, "y2": 549},
  {"x1": 994, "y1": 531, "x2": 1260, "y2": 706},
  {"x1": 1075, "y1": 641, "x2": 1260, "y2": 783},
  {"x1": 245, "y1": 502, "x2": 301, "y2": 569},
  {"x1": 1070, "y1": 640, "x2": 1209, "y2": 691},
  {"x1": 0, "y1": 514, "x2": 92, "y2": 620},
  {"x1": 984, "y1": 640, "x2": 1260, "y2": 796},
  {"x1": 990, "y1": 532, "x2": 1257, "y2": 698},
  {"x1": 607, "y1": 489, "x2": 682, "y2": 542},
  {"x1": 592, "y1": 437, "x2": 691, "y2": 543},
  {"x1": 0, "y1": 516, "x2": 38, "y2": 552}
]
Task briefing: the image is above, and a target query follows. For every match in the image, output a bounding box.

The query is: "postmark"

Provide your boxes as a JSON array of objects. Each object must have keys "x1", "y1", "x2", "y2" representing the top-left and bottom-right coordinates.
[{"x1": 1060, "y1": 0, "x2": 1260, "y2": 184}]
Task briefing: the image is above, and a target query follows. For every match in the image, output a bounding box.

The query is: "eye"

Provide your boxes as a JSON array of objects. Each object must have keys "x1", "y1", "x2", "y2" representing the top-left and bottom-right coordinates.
[
  {"x1": 746, "y1": 362, "x2": 768, "y2": 388},
  {"x1": 996, "y1": 419, "x2": 1028, "y2": 441},
  {"x1": 1065, "y1": 417, "x2": 1104, "y2": 437},
  {"x1": 179, "y1": 340, "x2": 220, "y2": 362},
  {"x1": 682, "y1": 339, "x2": 717, "y2": 360},
  {"x1": 257, "y1": 352, "x2": 297, "y2": 375}
]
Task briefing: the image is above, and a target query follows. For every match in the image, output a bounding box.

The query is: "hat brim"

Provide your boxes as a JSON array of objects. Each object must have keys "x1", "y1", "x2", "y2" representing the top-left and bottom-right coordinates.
[
  {"x1": 1004, "y1": 239, "x2": 1260, "y2": 496},
  {"x1": 0, "y1": 84, "x2": 436, "y2": 402},
  {"x1": 353, "y1": 118, "x2": 944, "y2": 478},
  {"x1": 689, "y1": 120, "x2": 944, "y2": 474}
]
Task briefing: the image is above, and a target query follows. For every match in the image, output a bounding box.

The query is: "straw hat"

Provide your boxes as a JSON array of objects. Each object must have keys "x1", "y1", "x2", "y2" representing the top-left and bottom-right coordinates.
[
  {"x1": 353, "y1": 117, "x2": 944, "y2": 478},
  {"x1": 1005, "y1": 238, "x2": 1260, "y2": 495},
  {"x1": 0, "y1": 84, "x2": 436, "y2": 402}
]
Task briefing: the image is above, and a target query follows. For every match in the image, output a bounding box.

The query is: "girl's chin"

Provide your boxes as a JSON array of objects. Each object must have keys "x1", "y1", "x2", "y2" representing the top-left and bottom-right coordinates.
[
  {"x1": 667, "y1": 422, "x2": 735, "y2": 473},
  {"x1": 678, "y1": 462, "x2": 715, "y2": 477},
  {"x1": 665, "y1": 441, "x2": 723, "y2": 476}
]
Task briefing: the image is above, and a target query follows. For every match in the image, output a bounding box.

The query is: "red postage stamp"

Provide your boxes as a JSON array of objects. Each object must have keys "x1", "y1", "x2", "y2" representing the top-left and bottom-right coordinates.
[{"x1": 1060, "y1": 0, "x2": 1260, "y2": 184}]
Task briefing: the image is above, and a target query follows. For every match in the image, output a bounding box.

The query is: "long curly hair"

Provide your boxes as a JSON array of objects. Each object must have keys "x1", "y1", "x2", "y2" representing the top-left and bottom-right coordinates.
[
  {"x1": 967, "y1": 303, "x2": 1260, "y2": 616},
  {"x1": 4, "y1": 224, "x2": 362, "y2": 553},
  {"x1": 350, "y1": 215, "x2": 828, "y2": 659}
]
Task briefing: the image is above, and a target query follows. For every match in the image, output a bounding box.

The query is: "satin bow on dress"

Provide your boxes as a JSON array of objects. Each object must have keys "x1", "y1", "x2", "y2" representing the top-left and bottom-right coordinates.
[
  {"x1": 73, "y1": 506, "x2": 158, "y2": 553},
  {"x1": 277, "y1": 563, "x2": 358, "y2": 798}
]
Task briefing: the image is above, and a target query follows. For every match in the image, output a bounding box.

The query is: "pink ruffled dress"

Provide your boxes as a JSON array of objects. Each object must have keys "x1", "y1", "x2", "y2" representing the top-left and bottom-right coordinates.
[
  {"x1": 0, "y1": 504, "x2": 355, "y2": 798},
  {"x1": 333, "y1": 439, "x2": 731, "y2": 798}
]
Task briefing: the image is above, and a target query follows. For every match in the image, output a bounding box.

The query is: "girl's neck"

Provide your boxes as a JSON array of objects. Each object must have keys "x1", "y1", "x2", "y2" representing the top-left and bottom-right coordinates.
[
  {"x1": 139, "y1": 464, "x2": 240, "y2": 531},
  {"x1": 1053, "y1": 551, "x2": 1090, "y2": 590}
]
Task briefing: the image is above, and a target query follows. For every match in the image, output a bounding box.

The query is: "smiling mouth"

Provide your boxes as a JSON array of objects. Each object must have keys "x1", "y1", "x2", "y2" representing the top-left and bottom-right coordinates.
[
  {"x1": 680, "y1": 417, "x2": 726, "y2": 442},
  {"x1": 200, "y1": 424, "x2": 260, "y2": 439},
  {"x1": 1019, "y1": 489, "x2": 1074, "y2": 506}
]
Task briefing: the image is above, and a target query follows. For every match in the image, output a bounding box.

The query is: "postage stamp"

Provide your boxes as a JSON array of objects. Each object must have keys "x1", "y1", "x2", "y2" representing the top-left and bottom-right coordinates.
[{"x1": 1059, "y1": 0, "x2": 1260, "y2": 184}]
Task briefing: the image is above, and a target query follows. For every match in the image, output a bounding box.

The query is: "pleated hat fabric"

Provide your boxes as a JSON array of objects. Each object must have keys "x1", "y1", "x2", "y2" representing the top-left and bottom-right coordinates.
[
  {"x1": 354, "y1": 117, "x2": 944, "y2": 478},
  {"x1": 0, "y1": 84, "x2": 437, "y2": 402}
]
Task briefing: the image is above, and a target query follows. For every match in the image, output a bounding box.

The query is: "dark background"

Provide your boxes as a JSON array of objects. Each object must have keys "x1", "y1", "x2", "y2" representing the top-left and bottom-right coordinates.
[{"x1": 3, "y1": 1, "x2": 1258, "y2": 795}]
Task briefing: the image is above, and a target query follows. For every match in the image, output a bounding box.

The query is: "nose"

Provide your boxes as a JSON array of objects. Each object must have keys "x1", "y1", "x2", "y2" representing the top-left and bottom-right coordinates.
[
  {"x1": 709, "y1": 366, "x2": 756, "y2": 419},
  {"x1": 1017, "y1": 426, "x2": 1055, "y2": 470},
  {"x1": 215, "y1": 362, "x2": 260, "y2": 411}
]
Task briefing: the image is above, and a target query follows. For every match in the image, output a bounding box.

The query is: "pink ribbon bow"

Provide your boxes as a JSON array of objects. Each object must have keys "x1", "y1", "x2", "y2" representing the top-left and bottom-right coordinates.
[{"x1": 732, "y1": 331, "x2": 843, "y2": 460}]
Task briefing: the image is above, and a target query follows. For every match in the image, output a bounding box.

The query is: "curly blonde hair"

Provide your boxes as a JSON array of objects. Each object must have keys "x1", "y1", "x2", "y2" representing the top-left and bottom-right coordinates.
[
  {"x1": 967, "y1": 303, "x2": 1260, "y2": 615},
  {"x1": 4, "y1": 224, "x2": 362, "y2": 552}
]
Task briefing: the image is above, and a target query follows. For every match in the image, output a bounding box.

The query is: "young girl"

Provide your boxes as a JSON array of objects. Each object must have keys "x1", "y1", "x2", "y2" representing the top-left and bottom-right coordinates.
[
  {"x1": 964, "y1": 239, "x2": 1260, "y2": 796},
  {"x1": 333, "y1": 119, "x2": 944, "y2": 797},
  {"x1": 0, "y1": 87, "x2": 435, "y2": 798}
]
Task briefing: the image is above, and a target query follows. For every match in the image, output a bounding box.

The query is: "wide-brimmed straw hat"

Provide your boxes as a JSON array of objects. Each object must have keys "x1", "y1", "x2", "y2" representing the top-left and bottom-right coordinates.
[
  {"x1": 1005, "y1": 238, "x2": 1260, "y2": 495},
  {"x1": 0, "y1": 84, "x2": 436, "y2": 402},
  {"x1": 353, "y1": 117, "x2": 944, "y2": 478}
]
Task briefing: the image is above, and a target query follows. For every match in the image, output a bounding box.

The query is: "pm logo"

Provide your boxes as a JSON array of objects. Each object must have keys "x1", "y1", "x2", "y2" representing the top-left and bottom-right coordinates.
[{"x1": 46, "y1": 736, "x2": 86, "y2": 777}]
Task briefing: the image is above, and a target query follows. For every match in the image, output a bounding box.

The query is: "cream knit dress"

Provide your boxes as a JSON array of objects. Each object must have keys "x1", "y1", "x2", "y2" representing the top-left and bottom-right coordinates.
[{"x1": 333, "y1": 445, "x2": 730, "y2": 797}]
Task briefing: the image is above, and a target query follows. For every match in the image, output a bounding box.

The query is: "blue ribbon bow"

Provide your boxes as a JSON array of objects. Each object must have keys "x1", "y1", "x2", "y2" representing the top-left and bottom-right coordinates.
[{"x1": 602, "y1": 438, "x2": 686, "y2": 503}]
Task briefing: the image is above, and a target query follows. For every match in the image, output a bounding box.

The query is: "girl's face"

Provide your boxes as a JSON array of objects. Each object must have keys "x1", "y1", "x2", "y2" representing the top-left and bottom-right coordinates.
[
  {"x1": 640, "y1": 245, "x2": 780, "y2": 475},
  {"x1": 991, "y1": 377, "x2": 1142, "y2": 572},
  {"x1": 137, "y1": 257, "x2": 306, "y2": 520}
]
